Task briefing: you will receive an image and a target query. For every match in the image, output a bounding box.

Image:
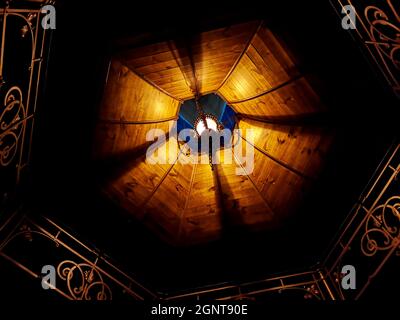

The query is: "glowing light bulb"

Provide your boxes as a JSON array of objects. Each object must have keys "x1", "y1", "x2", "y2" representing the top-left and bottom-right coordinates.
[
  {"x1": 206, "y1": 118, "x2": 218, "y2": 131},
  {"x1": 196, "y1": 117, "x2": 218, "y2": 135}
]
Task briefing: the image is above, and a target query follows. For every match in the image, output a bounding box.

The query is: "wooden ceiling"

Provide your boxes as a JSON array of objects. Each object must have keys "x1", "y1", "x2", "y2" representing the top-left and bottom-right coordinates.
[
  {"x1": 93, "y1": 22, "x2": 334, "y2": 245},
  {"x1": 118, "y1": 21, "x2": 260, "y2": 100}
]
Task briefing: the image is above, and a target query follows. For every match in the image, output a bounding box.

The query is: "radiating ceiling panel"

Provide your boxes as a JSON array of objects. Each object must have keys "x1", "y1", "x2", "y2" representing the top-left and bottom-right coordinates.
[
  {"x1": 94, "y1": 59, "x2": 180, "y2": 160},
  {"x1": 103, "y1": 137, "x2": 181, "y2": 218},
  {"x1": 238, "y1": 118, "x2": 334, "y2": 179},
  {"x1": 119, "y1": 21, "x2": 259, "y2": 100},
  {"x1": 231, "y1": 77, "x2": 325, "y2": 117},
  {"x1": 179, "y1": 155, "x2": 222, "y2": 244},
  {"x1": 218, "y1": 26, "x2": 299, "y2": 102},
  {"x1": 99, "y1": 60, "x2": 180, "y2": 121}
]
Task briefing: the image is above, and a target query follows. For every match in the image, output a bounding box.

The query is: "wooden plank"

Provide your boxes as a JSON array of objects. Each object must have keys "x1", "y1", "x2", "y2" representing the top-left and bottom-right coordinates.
[
  {"x1": 134, "y1": 59, "x2": 181, "y2": 74},
  {"x1": 119, "y1": 22, "x2": 260, "y2": 100},
  {"x1": 215, "y1": 149, "x2": 274, "y2": 226},
  {"x1": 190, "y1": 21, "x2": 258, "y2": 45},
  {"x1": 119, "y1": 21, "x2": 257, "y2": 60},
  {"x1": 238, "y1": 138, "x2": 311, "y2": 219},
  {"x1": 93, "y1": 120, "x2": 174, "y2": 160},
  {"x1": 216, "y1": 21, "x2": 262, "y2": 92},
  {"x1": 120, "y1": 42, "x2": 177, "y2": 61},
  {"x1": 126, "y1": 38, "x2": 247, "y2": 70},
  {"x1": 257, "y1": 28, "x2": 298, "y2": 77},
  {"x1": 218, "y1": 26, "x2": 299, "y2": 103},
  {"x1": 239, "y1": 119, "x2": 334, "y2": 179},
  {"x1": 232, "y1": 77, "x2": 324, "y2": 117},
  {"x1": 122, "y1": 22, "x2": 256, "y2": 60},
  {"x1": 99, "y1": 60, "x2": 180, "y2": 121},
  {"x1": 105, "y1": 158, "x2": 167, "y2": 209},
  {"x1": 180, "y1": 212, "x2": 222, "y2": 244}
]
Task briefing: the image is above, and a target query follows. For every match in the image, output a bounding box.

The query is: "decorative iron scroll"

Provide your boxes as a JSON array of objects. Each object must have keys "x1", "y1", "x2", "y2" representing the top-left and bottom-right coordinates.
[
  {"x1": 57, "y1": 260, "x2": 112, "y2": 300},
  {"x1": 324, "y1": 143, "x2": 400, "y2": 299},
  {"x1": 361, "y1": 195, "x2": 400, "y2": 257},
  {"x1": 0, "y1": 5, "x2": 48, "y2": 190},
  {"x1": 0, "y1": 215, "x2": 157, "y2": 301},
  {"x1": 336, "y1": 0, "x2": 400, "y2": 97},
  {"x1": 0, "y1": 212, "x2": 336, "y2": 301},
  {"x1": 0, "y1": 87, "x2": 26, "y2": 166},
  {"x1": 364, "y1": 3, "x2": 400, "y2": 69}
]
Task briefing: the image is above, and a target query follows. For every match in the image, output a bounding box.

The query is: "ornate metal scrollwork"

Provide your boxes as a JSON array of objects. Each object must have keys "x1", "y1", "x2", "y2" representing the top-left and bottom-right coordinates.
[
  {"x1": 361, "y1": 195, "x2": 400, "y2": 257},
  {"x1": 0, "y1": 7, "x2": 45, "y2": 185},
  {"x1": 344, "y1": 0, "x2": 400, "y2": 95},
  {"x1": 57, "y1": 260, "x2": 113, "y2": 300},
  {"x1": 364, "y1": 3, "x2": 400, "y2": 70},
  {"x1": 0, "y1": 86, "x2": 26, "y2": 167},
  {"x1": 277, "y1": 284, "x2": 322, "y2": 300}
]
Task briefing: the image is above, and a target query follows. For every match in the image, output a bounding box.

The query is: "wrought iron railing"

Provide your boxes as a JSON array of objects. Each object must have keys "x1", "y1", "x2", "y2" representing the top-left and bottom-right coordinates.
[
  {"x1": 332, "y1": 0, "x2": 400, "y2": 98},
  {"x1": 0, "y1": 2, "x2": 52, "y2": 210},
  {"x1": 0, "y1": 213, "x2": 157, "y2": 300},
  {"x1": 162, "y1": 269, "x2": 335, "y2": 301},
  {"x1": 322, "y1": 143, "x2": 400, "y2": 299}
]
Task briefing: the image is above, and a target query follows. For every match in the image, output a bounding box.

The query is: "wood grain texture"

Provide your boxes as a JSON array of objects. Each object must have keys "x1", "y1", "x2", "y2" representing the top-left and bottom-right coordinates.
[
  {"x1": 231, "y1": 77, "x2": 324, "y2": 117},
  {"x1": 238, "y1": 119, "x2": 334, "y2": 179},
  {"x1": 94, "y1": 121, "x2": 174, "y2": 160},
  {"x1": 120, "y1": 22, "x2": 259, "y2": 100},
  {"x1": 217, "y1": 26, "x2": 325, "y2": 118},
  {"x1": 143, "y1": 150, "x2": 195, "y2": 242},
  {"x1": 99, "y1": 59, "x2": 180, "y2": 121},
  {"x1": 233, "y1": 134, "x2": 311, "y2": 221},
  {"x1": 216, "y1": 149, "x2": 275, "y2": 228},
  {"x1": 94, "y1": 59, "x2": 180, "y2": 160},
  {"x1": 218, "y1": 27, "x2": 298, "y2": 102},
  {"x1": 179, "y1": 154, "x2": 222, "y2": 244},
  {"x1": 103, "y1": 138, "x2": 181, "y2": 219}
]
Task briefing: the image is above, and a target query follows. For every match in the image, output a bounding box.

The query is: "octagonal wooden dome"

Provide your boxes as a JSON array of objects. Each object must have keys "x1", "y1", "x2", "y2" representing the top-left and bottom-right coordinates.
[{"x1": 93, "y1": 21, "x2": 334, "y2": 245}]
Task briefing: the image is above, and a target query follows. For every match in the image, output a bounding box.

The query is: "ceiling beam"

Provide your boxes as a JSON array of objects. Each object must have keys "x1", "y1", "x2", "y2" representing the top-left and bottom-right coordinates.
[
  {"x1": 231, "y1": 148, "x2": 276, "y2": 216},
  {"x1": 236, "y1": 112, "x2": 332, "y2": 127},
  {"x1": 214, "y1": 91, "x2": 238, "y2": 113},
  {"x1": 119, "y1": 60, "x2": 183, "y2": 102},
  {"x1": 138, "y1": 148, "x2": 184, "y2": 217},
  {"x1": 215, "y1": 20, "x2": 263, "y2": 92},
  {"x1": 168, "y1": 40, "x2": 199, "y2": 98},
  {"x1": 95, "y1": 133, "x2": 173, "y2": 185},
  {"x1": 212, "y1": 160, "x2": 251, "y2": 234},
  {"x1": 98, "y1": 115, "x2": 178, "y2": 125},
  {"x1": 238, "y1": 134, "x2": 314, "y2": 180},
  {"x1": 212, "y1": 162, "x2": 229, "y2": 223},
  {"x1": 178, "y1": 161, "x2": 198, "y2": 239},
  {"x1": 226, "y1": 74, "x2": 303, "y2": 105}
]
